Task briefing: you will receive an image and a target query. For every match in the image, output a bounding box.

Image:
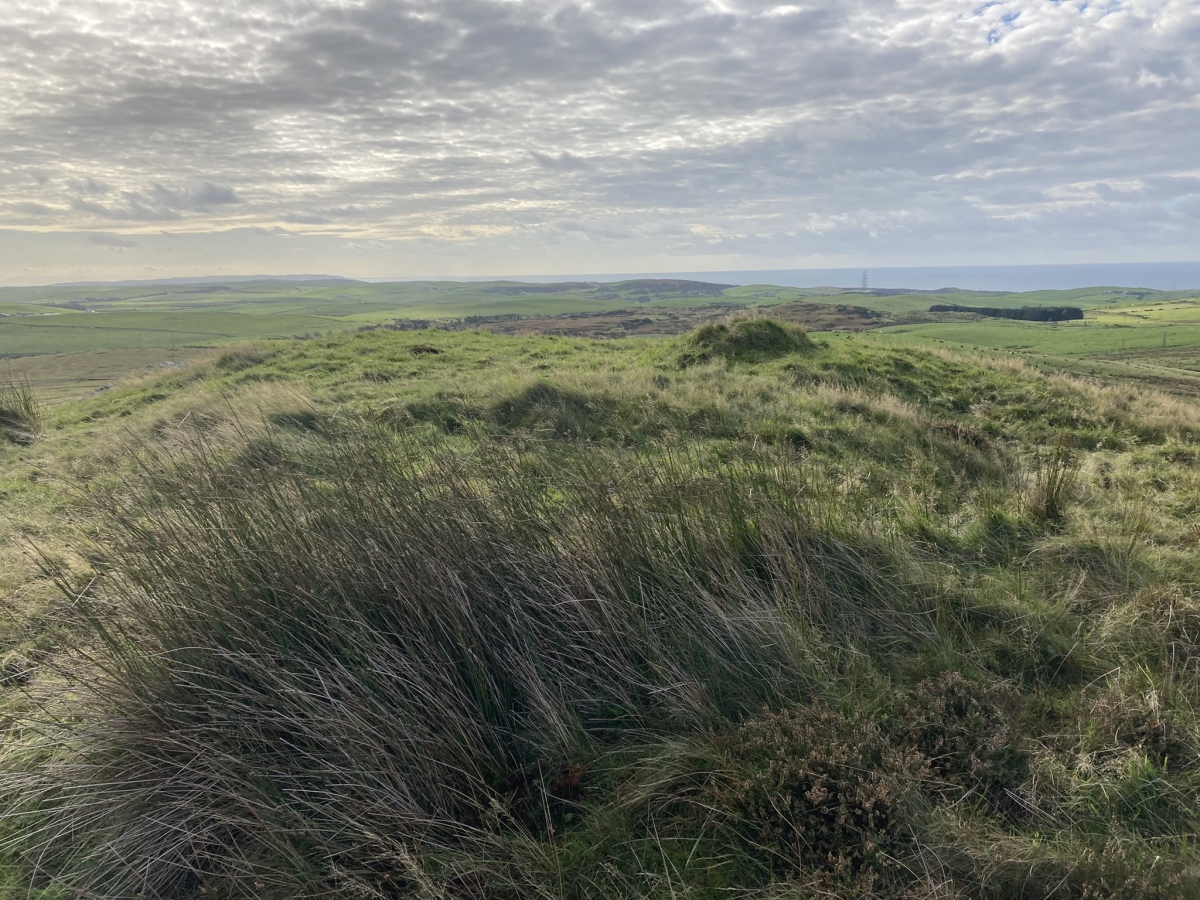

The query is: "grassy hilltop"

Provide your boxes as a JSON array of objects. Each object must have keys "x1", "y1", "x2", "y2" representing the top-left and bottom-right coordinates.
[
  {"x1": 2, "y1": 296, "x2": 1200, "y2": 896},
  {"x1": 6, "y1": 276, "x2": 1200, "y2": 399}
]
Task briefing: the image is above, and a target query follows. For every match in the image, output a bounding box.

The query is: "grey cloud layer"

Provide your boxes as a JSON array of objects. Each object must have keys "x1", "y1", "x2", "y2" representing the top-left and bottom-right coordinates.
[{"x1": 0, "y1": 0, "x2": 1197, "y2": 267}]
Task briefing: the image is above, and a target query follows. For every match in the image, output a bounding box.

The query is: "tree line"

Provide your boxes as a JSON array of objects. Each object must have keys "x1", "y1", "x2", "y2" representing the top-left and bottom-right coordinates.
[{"x1": 929, "y1": 303, "x2": 1084, "y2": 322}]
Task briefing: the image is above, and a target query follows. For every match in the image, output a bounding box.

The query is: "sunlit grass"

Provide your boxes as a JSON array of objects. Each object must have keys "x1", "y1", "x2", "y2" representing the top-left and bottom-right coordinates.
[{"x1": 2, "y1": 322, "x2": 1200, "y2": 897}]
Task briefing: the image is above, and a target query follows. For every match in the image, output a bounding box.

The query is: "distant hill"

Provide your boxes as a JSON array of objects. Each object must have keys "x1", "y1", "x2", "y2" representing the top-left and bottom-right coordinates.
[
  {"x1": 613, "y1": 278, "x2": 733, "y2": 295},
  {"x1": 50, "y1": 274, "x2": 359, "y2": 288}
]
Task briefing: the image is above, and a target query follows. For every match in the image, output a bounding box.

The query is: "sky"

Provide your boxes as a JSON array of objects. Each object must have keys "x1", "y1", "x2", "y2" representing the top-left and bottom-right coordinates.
[{"x1": 0, "y1": 0, "x2": 1197, "y2": 284}]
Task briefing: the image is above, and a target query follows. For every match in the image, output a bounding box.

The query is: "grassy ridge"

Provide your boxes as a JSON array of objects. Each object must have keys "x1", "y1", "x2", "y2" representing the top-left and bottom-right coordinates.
[
  {"x1": 4, "y1": 278, "x2": 1200, "y2": 401},
  {"x1": 2, "y1": 322, "x2": 1200, "y2": 896}
]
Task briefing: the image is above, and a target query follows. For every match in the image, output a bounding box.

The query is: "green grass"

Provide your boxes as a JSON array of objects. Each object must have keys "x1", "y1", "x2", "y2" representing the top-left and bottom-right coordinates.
[
  {"x1": 677, "y1": 318, "x2": 813, "y2": 364},
  {"x1": 880, "y1": 317, "x2": 1200, "y2": 356},
  {"x1": 3, "y1": 318, "x2": 1200, "y2": 897},
  {"x1": 0, "y1": 376, "x2": 42, "y2": 445},
  {"x1": 4, "y1": 277, "x2": 1200, "y2": 402}
]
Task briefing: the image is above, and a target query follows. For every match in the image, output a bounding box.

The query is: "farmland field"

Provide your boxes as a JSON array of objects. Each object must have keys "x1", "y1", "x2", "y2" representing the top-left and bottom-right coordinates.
[
  {"x1": 6, "y1": 312, "x2": 1200, "y2": 897},
  {"x1": 4, "y1": 277, "x2": 1200, "y2": 399}
]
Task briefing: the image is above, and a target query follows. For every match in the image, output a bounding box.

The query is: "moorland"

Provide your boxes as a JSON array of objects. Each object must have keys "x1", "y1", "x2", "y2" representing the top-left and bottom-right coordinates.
[
  {"x1": 1, "y1": 278, "x2": 1200, "y2": 898},
  {"x1": 6, "y1": 277, "x2": 1200, "y2": 397}
]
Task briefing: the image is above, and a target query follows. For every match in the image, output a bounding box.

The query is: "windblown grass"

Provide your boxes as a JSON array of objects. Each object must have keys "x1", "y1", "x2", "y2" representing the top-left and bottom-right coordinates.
[
  {"x1": 4, "y1": 322, "x2": 1200, "y2": 897},
  {"x1": 0, "y1": 376, "x2": 42, "y2": 445},
  {"x1": 9, "y1": 428, "x2": 935, "y2": 897}
]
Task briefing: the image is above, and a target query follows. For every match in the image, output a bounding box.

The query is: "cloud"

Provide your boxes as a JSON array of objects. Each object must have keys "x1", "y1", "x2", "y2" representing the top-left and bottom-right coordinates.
[
  {"x1": 530, "y1": 150, "x2": 590, "y2": 171},
  {"x1": 70, "y1": 181, "x2": 240, "y2": 221},
  {"x1": 88, "y1": 232, "x2": 139, "y2": 248},
  {"x1": 72, "y1": 196, "x2": 180, "y2": 222},
  {"x1": 68, "y1": 177, "x2": 111, "y2": 195},
  {"x1": 342, "y1": 239, "x2": 392, "y2": 251},
  {"x1": 0, "y1": 0, "x2": 1196, "y2": 273},
  {"x1": 281, "y1": 212, "x2": 332, "y2": 225},
  {"x1": 155, "y1": 182, "x2": 240, "y2": 211},
  {"x1": 6, "y1": 201, "x2": 55, "y2": 216}
]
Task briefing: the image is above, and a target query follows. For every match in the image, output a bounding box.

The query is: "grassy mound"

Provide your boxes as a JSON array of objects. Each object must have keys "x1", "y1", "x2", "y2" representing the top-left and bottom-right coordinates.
[
  {"x1": 488, "y1": 380, "x2": 617, "y2": 439},
  {"x1": 5, "y1": 323, "x2": 1200, "y2": 897},
  {"x1": 677, "y1": 317, "x2": 812, "y2": 365}
]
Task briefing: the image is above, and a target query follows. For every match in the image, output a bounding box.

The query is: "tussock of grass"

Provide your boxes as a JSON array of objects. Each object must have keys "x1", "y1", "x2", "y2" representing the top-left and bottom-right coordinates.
[
  {"x1": 487, "y1": 380, "x2": 616, "y2": 438},
  {"x1": 677, "y1": 318, "x2": 812, "y2": 365},
  {"x1": 213, "y1": 345, "x2": 273, "y2": 375},
  {"x1": 1026, "y1": 439, "x2": 1079, "y2": 523},
  {"x1": 0, "y1": 377, "x2": 42, "y2": 444}
]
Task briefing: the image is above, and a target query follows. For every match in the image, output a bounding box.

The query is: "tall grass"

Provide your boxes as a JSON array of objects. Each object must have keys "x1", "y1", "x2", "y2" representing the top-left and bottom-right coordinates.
[
  {"x1": 5, "y1": 426, "x2": 935, "y2": 898},
  {"x1": 0, "y1": 376, "x2": 42, "y2": 444},
  {"x1": 1026, "y1": 439, "x2": 1078, "y2": 523},
  {"x1": 6, "y1": 324, "x2": 1200, "y2": 897}
]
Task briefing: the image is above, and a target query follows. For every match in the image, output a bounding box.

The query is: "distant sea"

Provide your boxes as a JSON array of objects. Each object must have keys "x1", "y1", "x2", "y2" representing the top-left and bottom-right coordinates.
[{"x1": 414, "y1": 262, "x2": 1200, "y2": 293}]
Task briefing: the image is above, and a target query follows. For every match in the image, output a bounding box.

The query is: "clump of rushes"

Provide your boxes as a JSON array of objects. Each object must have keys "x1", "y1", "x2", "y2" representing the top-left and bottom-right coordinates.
[
  {"x1": 213, "y1": 345, "x2": 269, "y2": 373},
  {"x1": 1026, "y1": 437, "x2": 1078, "y2": 523},
  {"x1": 6, "y1": 427, "x2": 931, "y2": 898},
  {"x1": 0, "y1": 376, "x2": 42, "y2": 444},
  {"x1": 677, "y1": 317, "x2": 812, "y2": 365}
]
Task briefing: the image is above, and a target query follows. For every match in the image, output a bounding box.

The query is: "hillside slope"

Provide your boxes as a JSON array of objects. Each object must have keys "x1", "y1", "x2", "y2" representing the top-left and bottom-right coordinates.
[{"x1": 2, "y1": 321, "x2": 1200, "y2": 898}]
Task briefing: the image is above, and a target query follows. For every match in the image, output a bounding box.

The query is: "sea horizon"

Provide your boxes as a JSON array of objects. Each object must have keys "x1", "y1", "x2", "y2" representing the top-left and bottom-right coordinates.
[{"x1": 375, "y1": 261, "x2": 1200, "y2": 293}]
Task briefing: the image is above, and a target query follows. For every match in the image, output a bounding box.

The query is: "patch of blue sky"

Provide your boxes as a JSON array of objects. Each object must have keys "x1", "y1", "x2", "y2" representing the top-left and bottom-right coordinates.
[
  {"x1": 982, "y1": 7, "x2": 1020, "y2": 45},
  {"x1": 1077, "y1": 1, "x2": 1126, "y2": 21}
]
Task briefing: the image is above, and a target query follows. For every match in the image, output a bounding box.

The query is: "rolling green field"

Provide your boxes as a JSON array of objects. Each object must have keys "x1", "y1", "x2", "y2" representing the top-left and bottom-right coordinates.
[
  {"x1": 877, "y1": 296, "x2": 1200, "y2": 396},
  {"x1": 5, "y1": 277, "x2": 1200, "y2": 401},
  {"x1": 881, "y1": 301, "x2": 1200, "y2": 357},
  {"x1": 0, "y1": 278, "x2": 785, "y2": 395}
]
